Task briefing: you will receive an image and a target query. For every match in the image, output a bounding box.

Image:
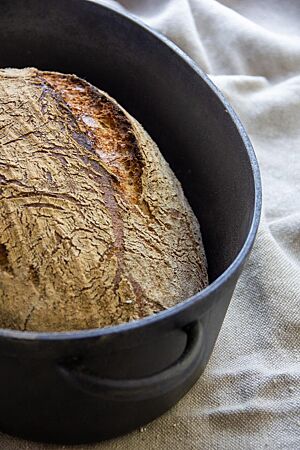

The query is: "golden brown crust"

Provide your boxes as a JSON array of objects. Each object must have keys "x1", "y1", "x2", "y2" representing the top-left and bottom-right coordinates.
[
  {"x1": 0, "y1": 67, "x2": 208, "y2": 331},
  {"x1": 42, "y1": 72, "x2": 144, "y2": 204}
]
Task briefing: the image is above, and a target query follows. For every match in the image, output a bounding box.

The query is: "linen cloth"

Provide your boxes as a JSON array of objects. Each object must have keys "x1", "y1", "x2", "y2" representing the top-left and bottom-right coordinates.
[{"x1": 2, "y1": 1, "x2": 300, "y2": 448}]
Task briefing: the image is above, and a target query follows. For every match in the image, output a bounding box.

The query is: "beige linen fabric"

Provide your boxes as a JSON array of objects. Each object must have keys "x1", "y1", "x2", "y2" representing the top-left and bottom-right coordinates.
[{"x1": 1, "y1": 0, "x2": 300, "y2": 448}]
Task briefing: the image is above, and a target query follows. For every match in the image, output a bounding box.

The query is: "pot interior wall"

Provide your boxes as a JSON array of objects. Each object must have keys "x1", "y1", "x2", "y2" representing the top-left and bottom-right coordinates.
[{"x1": 0, "y1": 0, "x2": 255, "y2": 282}]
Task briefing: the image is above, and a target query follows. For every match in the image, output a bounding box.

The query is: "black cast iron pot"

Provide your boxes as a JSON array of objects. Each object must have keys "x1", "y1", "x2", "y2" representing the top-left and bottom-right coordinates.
[{"x1": 0, "y1": 0, "x2": 262, "y2": 444}]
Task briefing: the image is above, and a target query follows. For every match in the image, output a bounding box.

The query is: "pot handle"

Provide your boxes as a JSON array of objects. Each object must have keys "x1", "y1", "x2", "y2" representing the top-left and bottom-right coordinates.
[{"x1": 58, "y1": 320, "x2": 203, "y2": 402}]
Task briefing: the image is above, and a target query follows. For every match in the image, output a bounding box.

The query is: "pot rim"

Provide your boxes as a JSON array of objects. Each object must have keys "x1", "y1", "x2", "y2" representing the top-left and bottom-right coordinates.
[{"x1": 0, "y1": 0, "x2": 262, "y2": 341}]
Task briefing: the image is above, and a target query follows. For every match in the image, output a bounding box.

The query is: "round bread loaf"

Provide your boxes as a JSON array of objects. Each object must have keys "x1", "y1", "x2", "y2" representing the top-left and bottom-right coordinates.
[{"x1": 0, "y1": 68, "x2": 208, "y2": 331}]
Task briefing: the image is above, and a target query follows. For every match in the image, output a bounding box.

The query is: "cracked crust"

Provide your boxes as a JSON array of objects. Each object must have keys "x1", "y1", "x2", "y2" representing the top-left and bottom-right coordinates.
[{"x1": 0, "y1": 67, "x2": 208, "y2": 332}]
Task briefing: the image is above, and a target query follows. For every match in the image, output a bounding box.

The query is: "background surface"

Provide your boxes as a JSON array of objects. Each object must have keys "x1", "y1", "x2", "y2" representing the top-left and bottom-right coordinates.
[{"x1": 2, "y1": 0, "x2": 300, "y2": 448}]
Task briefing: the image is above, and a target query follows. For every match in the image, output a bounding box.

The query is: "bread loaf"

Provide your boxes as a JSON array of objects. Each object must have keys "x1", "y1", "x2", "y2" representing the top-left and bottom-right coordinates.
[{"x1": 0, "y1": 68, "x2": 208, "y2": 331}]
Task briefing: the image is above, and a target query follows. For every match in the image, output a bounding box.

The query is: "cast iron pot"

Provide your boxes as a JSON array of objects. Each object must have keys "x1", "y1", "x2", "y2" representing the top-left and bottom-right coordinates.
[{"x1": 0, "y1": 0, "x2": 261, "y2": 444}]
